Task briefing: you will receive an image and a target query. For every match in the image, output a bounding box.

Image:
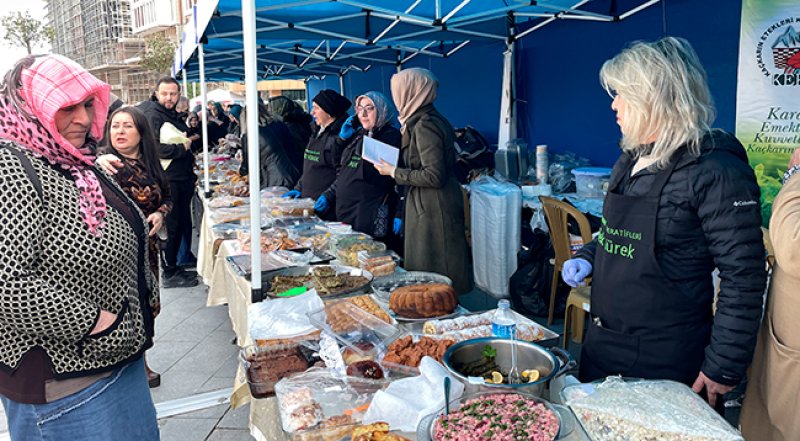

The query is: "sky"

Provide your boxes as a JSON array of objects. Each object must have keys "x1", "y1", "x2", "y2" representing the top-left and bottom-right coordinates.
[{"x1": 0, "y1": 1, "x2": 50, "y2": 76}]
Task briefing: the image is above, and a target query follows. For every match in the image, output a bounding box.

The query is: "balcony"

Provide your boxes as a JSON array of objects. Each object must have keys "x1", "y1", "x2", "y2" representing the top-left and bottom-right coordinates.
[{"x1": 131, "y1": 0, "x2": 178, "y2": 36}]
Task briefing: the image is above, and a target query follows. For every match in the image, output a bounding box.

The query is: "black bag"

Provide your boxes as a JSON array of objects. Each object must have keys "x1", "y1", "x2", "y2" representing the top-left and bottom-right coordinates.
[
  {"x1": 509, "y1": 230, "x2": 569, "y2": 319},
  {"x1": 453, "y1": 126, "x2": 496, "y2": 184}
]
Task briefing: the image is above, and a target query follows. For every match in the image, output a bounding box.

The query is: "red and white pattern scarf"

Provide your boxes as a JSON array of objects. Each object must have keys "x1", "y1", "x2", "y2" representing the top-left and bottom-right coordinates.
[{"x1": 0, "y1": 55, "x2": 110, "y2": 235}]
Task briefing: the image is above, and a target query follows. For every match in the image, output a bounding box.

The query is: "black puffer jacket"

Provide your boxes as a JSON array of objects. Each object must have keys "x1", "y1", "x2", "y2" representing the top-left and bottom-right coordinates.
[
  {"x1": 239, "y1": 120, "x2": 300, "y2": 190},
  {"x1": 576, "y1": 129, "x2": 766, "y2": 385},
  {"x1": 137, "y1": 98, "x2": 193, "y2": 182}
]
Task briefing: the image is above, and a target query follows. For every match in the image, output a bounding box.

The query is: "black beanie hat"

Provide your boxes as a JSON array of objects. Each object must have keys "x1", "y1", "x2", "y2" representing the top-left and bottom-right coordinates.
[{"x1": 312, "y1": 89, "x2": 351, "y2": 118}]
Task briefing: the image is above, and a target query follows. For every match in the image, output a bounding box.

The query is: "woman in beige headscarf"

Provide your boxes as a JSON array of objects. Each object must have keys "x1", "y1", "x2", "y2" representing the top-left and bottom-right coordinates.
[{"x1": 375, "y1": 68, "x2": 472, "y2": 294}]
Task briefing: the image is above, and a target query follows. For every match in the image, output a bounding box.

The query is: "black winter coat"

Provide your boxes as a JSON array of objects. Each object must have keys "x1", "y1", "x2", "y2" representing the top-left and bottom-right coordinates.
[
  {"x1": 283, "y1": 112, "x2": 313, "y2": 172},
  {"x1": 137, "y1": 98, "x2": 194, "y2": 182},
  {"x1": 323, "y1": 124, "x2": 401, "y2": 237},
  {"x1": 239, "y1": 121, "x2": 300, "y2": 190},
  {"x1": 575, "y1": 129, "x2": 766, "y2": 385}
]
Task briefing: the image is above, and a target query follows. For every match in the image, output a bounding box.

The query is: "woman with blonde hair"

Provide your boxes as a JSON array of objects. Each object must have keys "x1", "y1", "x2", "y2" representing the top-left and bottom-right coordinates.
[
  {"x1": 375, "y1": 68, "x2": 472, "y2": 294},
  {"x1": 561, "y1": 37, "x2": 766, "y2": 409}
]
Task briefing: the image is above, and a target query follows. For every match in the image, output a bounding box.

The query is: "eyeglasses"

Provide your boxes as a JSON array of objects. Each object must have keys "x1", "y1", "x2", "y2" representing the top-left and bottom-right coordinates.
[{"x1": 356, "y1": 105, "x2": 375, "y2": 114}]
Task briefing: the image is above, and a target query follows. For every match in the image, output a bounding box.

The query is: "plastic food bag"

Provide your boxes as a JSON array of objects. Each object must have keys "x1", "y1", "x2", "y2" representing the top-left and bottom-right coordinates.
[
  {"x1": 275, "y1": 367, "x2": 387, "y2": 435},
  {"x1": 564, "y1": 377, "x2": 744, "y2": 441},
  {"x1": 248, "y1": 291, "x2": 325, "y2": 341},
  {"x1": 362, "y1": 357, "x2": 464, "y2": 432}
]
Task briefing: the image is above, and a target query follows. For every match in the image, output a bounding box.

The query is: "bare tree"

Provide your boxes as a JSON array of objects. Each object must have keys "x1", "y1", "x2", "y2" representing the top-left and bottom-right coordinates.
[{"x1": 1, "y1": 10, "x2": 53, "y2": 55}]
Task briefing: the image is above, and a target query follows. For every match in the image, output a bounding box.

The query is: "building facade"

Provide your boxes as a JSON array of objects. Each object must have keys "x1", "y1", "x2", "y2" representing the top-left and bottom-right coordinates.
[{"x1": 46, "y1": 0, "x2": 181, "y2": 104}]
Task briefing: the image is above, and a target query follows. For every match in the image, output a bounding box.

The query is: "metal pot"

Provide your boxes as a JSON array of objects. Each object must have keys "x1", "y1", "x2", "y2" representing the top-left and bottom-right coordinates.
[
  {"x1": 442, "y1": 337, "x2": 574, "y2": 397},
  {"x1": 422, "y1": 390, "x2": 562, "y2": 441}
]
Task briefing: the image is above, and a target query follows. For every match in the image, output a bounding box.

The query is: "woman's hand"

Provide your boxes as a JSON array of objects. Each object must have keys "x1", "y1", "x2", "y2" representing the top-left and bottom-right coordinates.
[
  {"x1": 374, "y1": 160, "x2": 396, "y2": 178},
  {"x1": 96, "y1": 154, "x2": 123, "y2": 175},
  {"x1": 692, "y1": 371, "x2": 735, "y2": 408},
  {"x1": 90, "y1": 309, "x2": 118, "y2": 335},
  {"x1": 146, "y1": 212, "x2": 165, "y2": 237}
]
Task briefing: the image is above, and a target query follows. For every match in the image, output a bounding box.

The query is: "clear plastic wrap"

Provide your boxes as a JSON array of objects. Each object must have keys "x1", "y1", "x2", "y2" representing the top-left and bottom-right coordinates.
[
  {"x1": 547, "y1": 152, "x2": 591, "y2": 194},
  {"x1": 207, "y1": 195, "x2": 249, "y2": 208},
  {"x1": 261, "y1": 186, "x2": 290, "y2": 199},
  {"x1": 357, "y1": 250, "x2": 401, "y2": 277},
  {"x1": 335, "y1": 237, "x2": 386, "y2": 267},
  {"x1": 248, "y1": 291, "x2": 325, "y2": 341},
  {"x1": 209, "y1": 206, "x2": 251, "y2": 225},
  {"x1": 422, "y1": 310, "x2": 557, "y2": 345},
  {"x1": 271, "y1": 198, "x2": 316, "y2": 218},
  {"x1": 275, "y1": 368, "x2": 388, "y2": 437},
  {"x1": 240, "y1": 343, "x2": 321, "y2": 398},
  {"x1": 564, "y1": 377, "x2": 744, "y2": 441},
  {"x1": 289, "y1": 228, "x2": 332, "y2": 251}
]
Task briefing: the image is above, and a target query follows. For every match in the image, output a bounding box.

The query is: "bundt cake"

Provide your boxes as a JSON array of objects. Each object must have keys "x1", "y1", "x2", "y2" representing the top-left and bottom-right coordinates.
[{"x1": 389, "y1": 283, "x2": 457, "y2": 319}]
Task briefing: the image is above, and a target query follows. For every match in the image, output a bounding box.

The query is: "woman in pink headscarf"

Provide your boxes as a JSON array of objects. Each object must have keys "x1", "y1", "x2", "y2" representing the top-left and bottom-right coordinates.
[
  {"x1": 0, "y1": 55, "x2": 159, "y2": 440},
  {"x1": 374, "y1": 68, "x2": 472, "y2": 294}
]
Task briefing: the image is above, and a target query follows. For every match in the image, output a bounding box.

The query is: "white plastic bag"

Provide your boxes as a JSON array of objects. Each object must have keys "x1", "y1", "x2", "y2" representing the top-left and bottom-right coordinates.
[
  {"x1": 362, "y1": 357, "x2": 465, "y2": 432},
  {"x1": 159, "y1": 122, "x2": 190, "y2": 144},
  {"x1": 248, "y1": 290, "x2": 324, "y2": 340}
]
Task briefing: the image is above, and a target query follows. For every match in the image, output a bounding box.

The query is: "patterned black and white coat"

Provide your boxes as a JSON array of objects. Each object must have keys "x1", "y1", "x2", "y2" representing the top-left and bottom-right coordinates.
[{"x1": 0, "y1": 142, "x2": 157, "y2": 378}]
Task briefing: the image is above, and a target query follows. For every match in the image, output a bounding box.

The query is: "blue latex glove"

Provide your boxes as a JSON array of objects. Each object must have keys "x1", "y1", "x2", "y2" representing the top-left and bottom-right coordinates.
[
  {"x1": 314, "y1": 195, "x2": 329, "y2": 213},
  {"x1": 282, "y1": 190, "x2": 301, "y2": 199},
  {"x1": 338, "y1": 114, "x2": 357, "y2": 140},
  {"x1": 562, "y1": 258, "x2": 592, "y2": 287},
  {"x1": 393, "y1": 218, "x2": 403, "y2": 235}
]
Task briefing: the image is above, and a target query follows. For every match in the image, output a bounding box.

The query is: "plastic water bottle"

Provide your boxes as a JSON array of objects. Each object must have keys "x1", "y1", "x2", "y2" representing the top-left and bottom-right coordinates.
[{"x1": 492, "y1": 299, "x2": 517, "y2": 339}]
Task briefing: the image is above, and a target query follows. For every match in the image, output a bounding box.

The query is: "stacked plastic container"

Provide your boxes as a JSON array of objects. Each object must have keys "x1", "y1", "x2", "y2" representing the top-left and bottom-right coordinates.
[{"x1": 470, "y1": 176, "x2": 522, "y2": 299}]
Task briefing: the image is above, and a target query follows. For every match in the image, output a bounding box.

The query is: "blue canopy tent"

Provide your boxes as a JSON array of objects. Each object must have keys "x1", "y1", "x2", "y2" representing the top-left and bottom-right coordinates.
[{"x1": 175, "y1": 0, "x2": 660, "y2": 301}]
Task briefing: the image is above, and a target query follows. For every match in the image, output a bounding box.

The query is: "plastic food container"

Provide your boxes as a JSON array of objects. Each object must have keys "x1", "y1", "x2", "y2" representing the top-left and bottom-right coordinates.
[
  {"x1": 571, "y1": 167, "x2": 612, "y2": 198},
  {"x1": 239, "y1": 343, "x2": 320, "y2": 398},
  {"x1": 270, "y1": 198, "x2": 316, "y2": 218},
  {"x1": 357, "y1": 250, "x2": 401, "y2": 277},
  {"x1": 336, "y1": 238, "x2": 386, "y2": 267},
  {"x1": 308, "y1": 301, "x2": 401, "y2": 357}
]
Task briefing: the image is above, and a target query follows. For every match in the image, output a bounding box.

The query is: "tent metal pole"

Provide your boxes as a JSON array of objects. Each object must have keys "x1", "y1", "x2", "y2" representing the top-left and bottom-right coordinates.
[
  {"x1": 198, "y1": 44, "x2": 210, "y2": 197},
  {"x1": 339, "y1": 74, "x2": 345, "y2": 96},
  {"x1": 498, "y1": 42, "x2": 516, "y2": 151},
  {"x1": 620, "y1": 0, "x2": 660, "y2": 20},
  {"x1": 182, "y1": 70, "x2": 188, "y2": 100},
  {"x1": 242, "y1": 0, "x2": 262, "y2": 303}
]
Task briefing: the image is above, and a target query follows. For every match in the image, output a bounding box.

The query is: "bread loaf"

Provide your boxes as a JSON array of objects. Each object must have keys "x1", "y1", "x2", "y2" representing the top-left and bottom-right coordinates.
[{"x1": 389, "y1": 283, "x2": 457, "y2": 319}]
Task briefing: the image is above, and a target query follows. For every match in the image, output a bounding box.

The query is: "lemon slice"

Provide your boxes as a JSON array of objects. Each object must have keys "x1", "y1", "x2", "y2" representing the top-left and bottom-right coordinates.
[
  {"x1": 522, "y1": 369, "x2": 540, "y2": 382},
  {"x1": 491, "y1": 371, "x2": 504, "y2": 384}
]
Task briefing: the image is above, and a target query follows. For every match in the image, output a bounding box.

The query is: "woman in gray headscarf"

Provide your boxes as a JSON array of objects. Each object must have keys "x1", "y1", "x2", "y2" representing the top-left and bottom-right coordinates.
[
  {"x1": 375, "y1": 68, "x2": 473, "y2": 294},
  {"x1": 321, "y1": 91, "x2": 401, "y2": 237}
]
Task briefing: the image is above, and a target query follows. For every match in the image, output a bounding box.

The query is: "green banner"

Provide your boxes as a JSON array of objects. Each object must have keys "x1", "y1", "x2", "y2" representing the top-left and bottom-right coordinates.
[{"x1": 735, "y1": 1, "x2": 800, "y2": 225}]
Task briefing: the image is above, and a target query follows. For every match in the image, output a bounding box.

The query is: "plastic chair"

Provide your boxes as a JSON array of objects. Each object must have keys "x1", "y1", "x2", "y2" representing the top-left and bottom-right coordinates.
[
  {"x1": 563, "y1": 286, "x2": 591, "y2": 349},
  {"x1": 539, "y1": 196, "x2": 594, "y2": 325}
]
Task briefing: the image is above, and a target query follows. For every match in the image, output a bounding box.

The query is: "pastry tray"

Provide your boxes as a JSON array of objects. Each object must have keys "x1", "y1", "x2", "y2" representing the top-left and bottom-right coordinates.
[{"x1": 261, "y1": 265, "x2": 373, "y2": 298}]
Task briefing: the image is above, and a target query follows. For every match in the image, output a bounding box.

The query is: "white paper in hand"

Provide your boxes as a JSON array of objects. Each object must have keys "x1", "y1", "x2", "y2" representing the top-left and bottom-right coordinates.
[
  {"x1": 160, "y1": 122, "x2": 190, "y2": 144},
  {"x1": 362, "y1": 135, "x2": 399, "y2": 167}
]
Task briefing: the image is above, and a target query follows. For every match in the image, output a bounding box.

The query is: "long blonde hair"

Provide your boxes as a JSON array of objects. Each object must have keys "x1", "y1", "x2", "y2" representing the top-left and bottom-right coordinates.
[{"x1": 600, "y1": 37, "x2": 715, "y2": 169}]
